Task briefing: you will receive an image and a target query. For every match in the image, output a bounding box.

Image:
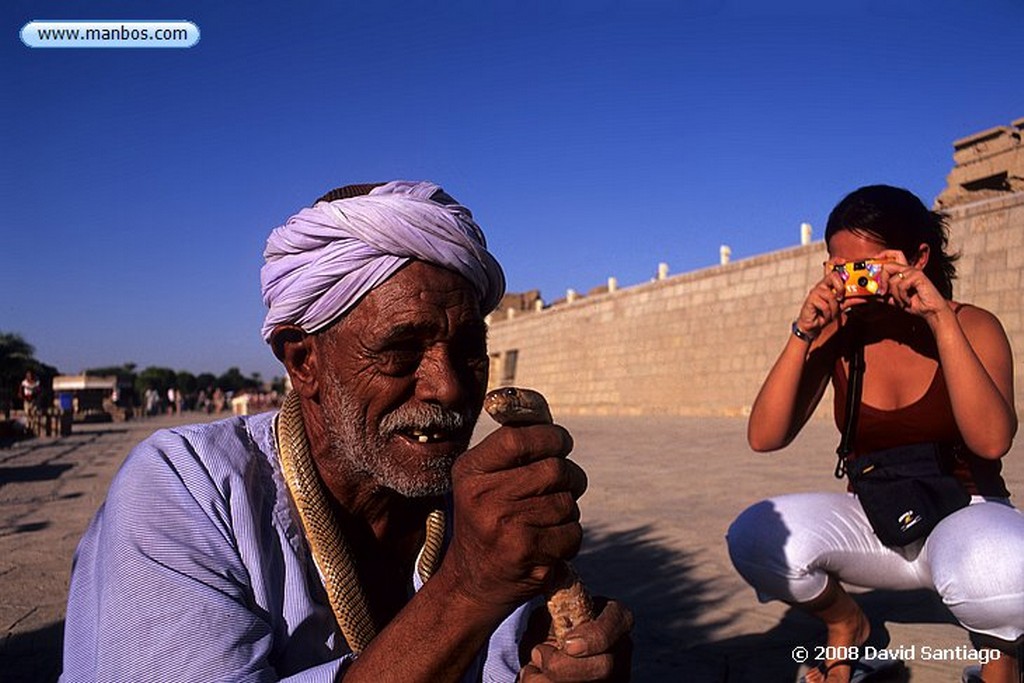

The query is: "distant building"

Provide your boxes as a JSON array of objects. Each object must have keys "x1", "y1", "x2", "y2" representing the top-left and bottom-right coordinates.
[{"x1": 52, "y1": 374, "x2": 117, "y2": 421}]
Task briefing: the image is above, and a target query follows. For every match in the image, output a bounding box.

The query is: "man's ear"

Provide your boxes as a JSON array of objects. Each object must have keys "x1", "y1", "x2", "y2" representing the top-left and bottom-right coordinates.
[
  {"x1": 269, "y1": 325, "x2": 318, "y2": 398},
  {"x1": 912, "y1": 243, "x2": 930, "y2": 270}
]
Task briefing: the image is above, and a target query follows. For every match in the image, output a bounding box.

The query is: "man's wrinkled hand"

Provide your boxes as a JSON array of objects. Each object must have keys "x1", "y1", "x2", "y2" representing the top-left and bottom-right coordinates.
[
  {"x1": 519, "y1": 599, "x2": 634, "y2": 682},
  {"x1": 443, "y1": 422, "x2": 586, "y2": 610}
]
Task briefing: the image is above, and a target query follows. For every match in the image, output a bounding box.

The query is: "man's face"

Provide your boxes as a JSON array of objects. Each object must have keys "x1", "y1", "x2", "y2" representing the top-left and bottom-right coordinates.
[{"x1": 314, "y1": 261, "x2": 489, "y2": 498}]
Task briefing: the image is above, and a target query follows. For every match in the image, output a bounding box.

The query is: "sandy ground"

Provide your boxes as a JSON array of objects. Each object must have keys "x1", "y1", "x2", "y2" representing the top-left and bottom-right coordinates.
[{"x1": 1, "y1": 410, "x2": 1020, "y2": 682}]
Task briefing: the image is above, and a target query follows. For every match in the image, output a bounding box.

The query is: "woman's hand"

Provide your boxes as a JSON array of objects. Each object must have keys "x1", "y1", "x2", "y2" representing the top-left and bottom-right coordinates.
[
  {"x1": 748, "y1": 261, "x2": 848, "y2": 452},
  {"x1": 794, "y1": 264, "x2": 848, "y2": 339},
  {"x1": 872, "y1": 250, "x2": 1015, "y2": 457},
  {"x1": 876, "y1": 249, "x2": 950, "y2": 321}
]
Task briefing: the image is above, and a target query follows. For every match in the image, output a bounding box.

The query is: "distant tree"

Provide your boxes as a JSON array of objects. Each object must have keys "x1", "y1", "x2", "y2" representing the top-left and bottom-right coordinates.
[
  {"x1": 196, "y1": 372, "x2": 217, "y2": 390},
  {"x1": 176, "y1": 371, "x2": 198, "y2": 395},
  {"x1": 0, "y1": 332, "x2": 35, "y2": 369},
  {"x1": 84, "y1": 364, "x2": 138, "y2": 383},
  {"x1": 270, "y1": 376, "x2": 288, "y2": 394},
  {"x1": 217, "y1": 367, "x2": 252, "y2": 393},
  {"x1": 135, "y1": 366, "x2": 178, "y2": 397}
]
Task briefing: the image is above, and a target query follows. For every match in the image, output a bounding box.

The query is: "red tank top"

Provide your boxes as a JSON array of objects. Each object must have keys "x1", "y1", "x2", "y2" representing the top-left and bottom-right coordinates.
[{"x1": 832, "y1": 339, "x2": 1010, "y2": 498}]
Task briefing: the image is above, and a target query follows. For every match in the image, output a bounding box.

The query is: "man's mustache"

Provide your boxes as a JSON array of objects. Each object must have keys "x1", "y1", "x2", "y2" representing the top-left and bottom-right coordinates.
[{"x1": 379, "y1": 403, "x2": 473, "y2": 437}]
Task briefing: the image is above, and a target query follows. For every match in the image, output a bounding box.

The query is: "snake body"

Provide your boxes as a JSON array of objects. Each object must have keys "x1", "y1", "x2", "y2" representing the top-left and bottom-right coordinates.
[
  {"x1": 275, "y1": 387, "x2": 589, "y2": 653},
  {"x1": 484, "y1": 386, "x2": 595, "y2": 648},
  {"x1": 275, "y1": 391, "x2": 446, "y2": 653}
]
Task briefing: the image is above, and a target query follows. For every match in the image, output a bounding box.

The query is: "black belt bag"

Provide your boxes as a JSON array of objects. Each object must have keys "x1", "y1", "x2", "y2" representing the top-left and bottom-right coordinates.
[
  {"x1": 836, "y1": 329, "x2": 970, "y2": 548},
  {"x1": 846, "y1": 443, "x2": 970, "y2": 547}
]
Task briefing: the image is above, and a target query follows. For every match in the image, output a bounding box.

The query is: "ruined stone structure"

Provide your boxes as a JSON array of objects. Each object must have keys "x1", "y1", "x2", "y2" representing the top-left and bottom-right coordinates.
[
  {"x1": 936, "y1": 119, "x2": 1024, "y2": 208},
  {"x1": 486, "y1": 118, "x2": 1024, "y2": 419}
]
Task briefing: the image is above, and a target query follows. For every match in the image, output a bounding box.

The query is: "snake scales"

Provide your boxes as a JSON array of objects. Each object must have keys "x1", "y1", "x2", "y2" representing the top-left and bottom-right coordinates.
[
  {"x1": 275, "y1": 391, "x2": 445, "y2": 653},
  {"x1": 275, "y1": 386, "x2": 591, "y2": 654}
]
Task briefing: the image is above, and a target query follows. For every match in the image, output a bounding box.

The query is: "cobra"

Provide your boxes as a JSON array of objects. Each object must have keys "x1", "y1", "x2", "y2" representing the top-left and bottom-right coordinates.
[{"x1": 484, "y1": 386, "x2": 596, "y2": 648}]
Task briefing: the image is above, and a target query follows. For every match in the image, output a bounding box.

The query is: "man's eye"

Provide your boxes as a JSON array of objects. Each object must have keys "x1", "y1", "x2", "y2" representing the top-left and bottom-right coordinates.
[
  {"x1": 453, "y1": 332, "x2": 488, "y2": 360},
  {"x1": 378, "y1": 346, "x2": 422, "y2": 373}
]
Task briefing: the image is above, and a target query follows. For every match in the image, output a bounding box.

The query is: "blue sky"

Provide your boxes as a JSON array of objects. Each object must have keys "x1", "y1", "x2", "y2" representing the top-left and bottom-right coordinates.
[{"x1": 3, "y1": 0, "x2": 1022, "y2": 382}]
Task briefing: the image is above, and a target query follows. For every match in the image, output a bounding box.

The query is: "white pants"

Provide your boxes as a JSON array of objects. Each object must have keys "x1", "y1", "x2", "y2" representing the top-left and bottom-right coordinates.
[{"x1": 726, "y1": 493, "x2": 1024, "y2": 642}]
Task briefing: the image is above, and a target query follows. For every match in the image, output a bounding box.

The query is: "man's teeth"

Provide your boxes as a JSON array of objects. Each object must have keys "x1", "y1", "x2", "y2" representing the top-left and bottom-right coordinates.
[{"x1": 410, "y1": 430, "x2": 446, "y2": 443}]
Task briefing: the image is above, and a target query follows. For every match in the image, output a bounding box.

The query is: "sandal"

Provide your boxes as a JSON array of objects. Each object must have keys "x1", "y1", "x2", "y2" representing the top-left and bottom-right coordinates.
[
  {"x1": 961, "y1": 665, "x2": 983, "y2": 683},
  {"x1": 799, "y1": 652, "x2": 905, "y2": 683}
]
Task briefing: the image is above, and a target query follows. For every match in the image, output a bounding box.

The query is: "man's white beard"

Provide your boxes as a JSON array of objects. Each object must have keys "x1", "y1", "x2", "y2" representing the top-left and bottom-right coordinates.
[{"x1": 320, "y1": 374, "x2": 476, "y2": 497}]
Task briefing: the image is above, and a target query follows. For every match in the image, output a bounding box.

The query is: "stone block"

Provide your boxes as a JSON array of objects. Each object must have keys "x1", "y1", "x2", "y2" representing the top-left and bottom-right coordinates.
[
  {"x1": 984, "y1": 269, "x2": 1019, "y2": 292},
  {"x1": 1007, "y1": 247, "x2": 1024, "y2": 270},
  {"x1": 988, "y1": 228, "x2": 1023, "y2": 251},
  {"x1": 972, "y1": 209, "x2": 1010, "y2": 234}
]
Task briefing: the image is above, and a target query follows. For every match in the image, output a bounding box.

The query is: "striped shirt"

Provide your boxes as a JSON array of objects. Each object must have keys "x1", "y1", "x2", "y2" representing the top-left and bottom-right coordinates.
[{"x1": 61, "y1": 411, "x2": 531, "y2": 682}]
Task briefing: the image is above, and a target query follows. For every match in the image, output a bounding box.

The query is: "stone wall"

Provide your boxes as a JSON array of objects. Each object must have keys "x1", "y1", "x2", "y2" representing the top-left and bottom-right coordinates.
[
  {"x1": 944, "y1": 192, "x2": 1024, "y2": 374},
  {"x1": 486, "y1": 120, "x2": 1024, "y2": 420},
  {"x1": 488, "y1": 242, "x2": 834, "y2": 418}
]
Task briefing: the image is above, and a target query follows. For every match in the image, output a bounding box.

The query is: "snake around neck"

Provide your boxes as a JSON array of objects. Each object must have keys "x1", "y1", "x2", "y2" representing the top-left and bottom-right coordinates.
[{"x1": 274, "y1": 391, "x2": 447, "y2": 653}]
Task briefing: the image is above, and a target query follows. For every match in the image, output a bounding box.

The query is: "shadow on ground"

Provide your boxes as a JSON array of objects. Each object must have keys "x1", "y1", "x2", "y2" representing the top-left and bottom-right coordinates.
[
  {"x1": 576, "y1": 525, "x2": 961, "y2": 682},
  {"x1": 0, "y1": 463, "x2": 74, "y2": 486},
  {"x1": 706, "y1": 589, "x2": 960, "y2": 682},
  {"x1": 575, "y1": 523, "x2": 739, "y2": 681},
  {"x1": 2, "y1": 620, "x2": 63, "y2": 683},
  {"x1": 0, "y1": 526, "x2": 963, "y2": 683}
]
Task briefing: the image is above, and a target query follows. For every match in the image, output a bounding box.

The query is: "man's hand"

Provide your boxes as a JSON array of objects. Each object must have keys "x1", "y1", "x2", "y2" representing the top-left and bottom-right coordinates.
[
  {"x1": 519, "y1": 598, "x2": 634, "y2": 682},
  {"x1": 444, "y1": 422, "x2": 587, "y2": 611}
]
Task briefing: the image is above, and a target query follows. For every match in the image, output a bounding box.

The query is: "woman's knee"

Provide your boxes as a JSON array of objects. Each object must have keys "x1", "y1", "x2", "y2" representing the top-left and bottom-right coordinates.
[
  {"x1": 928, "y1": 504, "x2": 1024, "y2": 639},
  {"x1": 728, "y1": 500, "x2": 791, "y2": 596},
  {"x1": 727, "y1": 493, "x2": 861, "y2": 565},
  {"x1": 726, "y1": 497, "x2": 835, "y2": 602},
  {"x1": 727, "y1": 500, "x2": 789, "y2": 568}
]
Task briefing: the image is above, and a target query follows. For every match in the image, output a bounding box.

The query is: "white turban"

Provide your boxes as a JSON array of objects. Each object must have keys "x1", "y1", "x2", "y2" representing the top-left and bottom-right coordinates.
[{"x1": 260, "y1": 180, "x2": 506, "y2": 342}]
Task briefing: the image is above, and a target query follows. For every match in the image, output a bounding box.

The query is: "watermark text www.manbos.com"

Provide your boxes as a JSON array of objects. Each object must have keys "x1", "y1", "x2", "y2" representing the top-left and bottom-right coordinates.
[
  {"x1": 791, "y1": 644, "x2": 1003, "y2": 665},
  {"x1": 21, "y1": 21, "x2": 199, "y2": 48}
]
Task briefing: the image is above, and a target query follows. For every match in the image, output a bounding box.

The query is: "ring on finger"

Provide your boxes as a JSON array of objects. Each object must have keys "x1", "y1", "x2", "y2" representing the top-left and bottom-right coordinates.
[{"x1": 896, "y1": 271, "x2": 907, "y2": 280}]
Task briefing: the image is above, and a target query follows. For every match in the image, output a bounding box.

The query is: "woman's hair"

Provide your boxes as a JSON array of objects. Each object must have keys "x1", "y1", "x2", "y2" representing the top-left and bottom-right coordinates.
[{"x1": 824, "y1": 184, "x2": 959, "y2": 298}]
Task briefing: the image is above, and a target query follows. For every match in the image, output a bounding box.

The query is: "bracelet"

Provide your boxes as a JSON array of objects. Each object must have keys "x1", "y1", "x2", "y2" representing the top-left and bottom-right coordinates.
[{"x1": 791, "y1": 320, "x2": 818, "y2": 343}]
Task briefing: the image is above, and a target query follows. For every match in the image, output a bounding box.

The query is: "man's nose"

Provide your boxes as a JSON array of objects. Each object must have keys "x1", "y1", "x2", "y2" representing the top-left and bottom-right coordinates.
[{"x1": 415, "y1": 345, "x2": 465, "y2": 406}]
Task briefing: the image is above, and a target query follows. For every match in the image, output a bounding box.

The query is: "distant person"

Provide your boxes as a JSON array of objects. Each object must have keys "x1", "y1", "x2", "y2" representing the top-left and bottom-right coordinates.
[
  {"x1": 195, "y1": 387, "x2": 208, "y2": 413},
  {"x1": 212, "y1": 386, "x2": 225, "y2": 412},
  {"x1": 61, "y1": 181, "x2": 633, "y2": 681},
  {"x1": 144, "y1": 387, "x2": 160, "y2": 417},
  {"x1": 19, "y1": 369, "x2": 40, "y2": 417},
  {"x1": 727, "y1": 185, "x2": 1022, "y2": 683}
]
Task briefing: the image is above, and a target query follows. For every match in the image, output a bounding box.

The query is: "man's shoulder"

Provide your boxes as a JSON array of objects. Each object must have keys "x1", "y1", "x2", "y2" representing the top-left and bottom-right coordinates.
[
  {"x1": 124, "y1": 411, "x2": 280, "y2": 488},
  {"x1": 161, "y1": 410, "x2": 276, "y2": 449}
]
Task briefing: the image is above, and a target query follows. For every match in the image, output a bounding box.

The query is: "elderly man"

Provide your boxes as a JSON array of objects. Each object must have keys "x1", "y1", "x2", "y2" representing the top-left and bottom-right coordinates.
[{"x1": 62, "y1": 181, "x2": 632, "y2": 682}]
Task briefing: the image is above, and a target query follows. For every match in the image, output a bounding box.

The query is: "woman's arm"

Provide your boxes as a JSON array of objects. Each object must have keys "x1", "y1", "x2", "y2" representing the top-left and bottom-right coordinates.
[
  {"x1": 748, "y1": 268, "x2": 847, "y2": 452},
  {"x1": 929, "y1": 304, "x2": 1016, "y2": 458},
  {"x1": 883, "y1": 259, "x2": 1017, "y2": 458},
  {"x1": 748, "y1": 328, "x2": 838, "y2": 451}
]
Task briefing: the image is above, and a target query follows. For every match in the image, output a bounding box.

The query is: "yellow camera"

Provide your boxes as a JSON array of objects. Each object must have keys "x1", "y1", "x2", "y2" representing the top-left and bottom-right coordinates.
[{"x1": 831, "y1": 259, "x2": 887, "y2": 298}]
